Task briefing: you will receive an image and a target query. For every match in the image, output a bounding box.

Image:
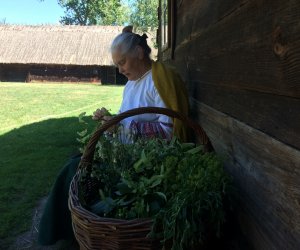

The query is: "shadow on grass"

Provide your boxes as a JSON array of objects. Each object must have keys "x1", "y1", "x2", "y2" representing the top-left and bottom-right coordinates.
[{"x1": 0, "y1": 116, "x2": 96, "y2": 249}]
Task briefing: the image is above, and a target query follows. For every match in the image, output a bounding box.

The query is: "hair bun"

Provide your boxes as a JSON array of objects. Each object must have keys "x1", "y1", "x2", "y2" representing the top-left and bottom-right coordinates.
[
  {"x1": 122, "y1": 25, "x2": 133, "y2": 33},
  {"x1": 141, "y1": 33, "x2": 148, "y2": 39}
]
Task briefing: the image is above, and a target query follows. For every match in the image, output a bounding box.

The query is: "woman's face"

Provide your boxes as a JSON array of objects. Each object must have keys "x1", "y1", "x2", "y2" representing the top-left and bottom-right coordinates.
[{"x1": 112, "y1": 48, "x2": 143, "y2": 81}]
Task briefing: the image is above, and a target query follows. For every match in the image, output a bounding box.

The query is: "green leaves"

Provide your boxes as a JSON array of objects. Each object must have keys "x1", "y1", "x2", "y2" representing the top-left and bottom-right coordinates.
[
  {"x1": 78, "y1": 112, "x2": 87, "y2": 124},
  {"x1": 79, "y1": 135, "x2": 233, "y2": 250},
  {"x1": 148, "y1": 175, "x2": 163, "y2": 188},
  {"x1": 185, "y1": 145, "x2": 204, "y2": 155},
  {"x1": 133, "y1": 150, "x2": 147, "y2": 172},
  {"x1": 115, "y1": 181, "x2": 132, "y2": 195},
  {"x1": 90, "y1": 197, "x2": 116, "y2": 215},
  {"x1": 130, "y1": 0, "x2": 159, "y2": 32},
  {"x1": 57, "y1": 0, "x2": 129, "y2": 25}
]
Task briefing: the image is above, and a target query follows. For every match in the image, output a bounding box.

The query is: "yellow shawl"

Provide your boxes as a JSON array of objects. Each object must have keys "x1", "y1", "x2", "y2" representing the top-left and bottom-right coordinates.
[{"x1": 152, "y1": 61, "x2": 189, "y2": 142}]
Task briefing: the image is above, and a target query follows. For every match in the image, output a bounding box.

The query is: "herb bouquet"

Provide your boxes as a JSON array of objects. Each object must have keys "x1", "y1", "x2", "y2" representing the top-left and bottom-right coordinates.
[{"x1": 69, "y1": 107, "x2": 232, "y2": 250}]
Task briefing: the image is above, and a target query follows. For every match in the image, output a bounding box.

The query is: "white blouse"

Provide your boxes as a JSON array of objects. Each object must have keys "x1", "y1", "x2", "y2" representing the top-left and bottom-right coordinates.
[{"x1": 118, "y1": 70, "x2": 173, "y2": 141}]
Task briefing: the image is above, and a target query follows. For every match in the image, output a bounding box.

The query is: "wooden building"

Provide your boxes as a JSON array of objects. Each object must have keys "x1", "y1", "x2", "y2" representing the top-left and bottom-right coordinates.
[
  {"x1": 158, "y1": 0, "x2": 300, "y2": 249},
  {"x1": 0, "y1": 25, "x2": 127, "y2": 84}
]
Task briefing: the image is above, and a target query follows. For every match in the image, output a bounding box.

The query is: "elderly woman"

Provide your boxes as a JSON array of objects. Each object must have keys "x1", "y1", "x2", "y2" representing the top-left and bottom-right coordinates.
[
  {"x1": 94, "y1": 26, "x2": 189, "y2": 141},
  {"x1": 38, "y1": 26, "x2": 189, "y2": 247}
]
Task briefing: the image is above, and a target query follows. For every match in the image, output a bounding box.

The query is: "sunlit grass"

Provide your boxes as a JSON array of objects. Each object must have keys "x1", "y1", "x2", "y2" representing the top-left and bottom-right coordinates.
[
  {"x1": 0, "y1": 82, "x2": 123, "y2": 247},
  {"x1": 0, "y1": 82, "x2": 122, "y2": 133}
]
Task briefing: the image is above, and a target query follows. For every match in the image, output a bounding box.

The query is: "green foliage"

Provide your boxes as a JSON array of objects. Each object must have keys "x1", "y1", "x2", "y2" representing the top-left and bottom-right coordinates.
[
  {"x1": 57, "y1": 0, "x2": 130, "y2": 25},
  {"x1": 78, "y1": 128, "x2": 233, "y2": 249},
  {"x1": 97, "y1": 0, "x2": 130, "y2": 25},
  {"x1": 40, "y1": 0, "x2": 159, "y2": 31},
  {"x1": 130, "y1": 0, "x2": 159, "y2": 32}
]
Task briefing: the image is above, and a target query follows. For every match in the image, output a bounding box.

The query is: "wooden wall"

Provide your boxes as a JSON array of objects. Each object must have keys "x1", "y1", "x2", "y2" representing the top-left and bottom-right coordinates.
[
  {"x1": 159, "y1": 0, "x2": 300, "y2": 249},
  {"x1": 0, "y1": 64, "x2": 126, "y2": 84},
  {"x1": 0, "y1": 64, "x2": 28, "y2": 82},
  {"x1": 0, "y1": 65, "x2": 3, "y2": 80}
]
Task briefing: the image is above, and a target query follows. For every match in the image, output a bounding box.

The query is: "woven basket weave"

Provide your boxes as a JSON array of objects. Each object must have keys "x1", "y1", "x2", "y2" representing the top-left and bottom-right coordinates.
[{"x1": 69, "y1": 107, "x2": 213, "y2": 250}]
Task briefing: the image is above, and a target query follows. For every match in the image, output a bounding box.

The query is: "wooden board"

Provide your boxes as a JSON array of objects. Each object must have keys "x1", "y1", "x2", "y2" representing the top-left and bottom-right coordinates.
[
  {"x1": 191, "y1": 82, "x2": 300, "y2": 150},
  {"x1": 174, "y1": 0, "x2": 300, "y2": 97},
  {"x1": 166, "y1": 0, "x2": 300, "y2": 151},
  {"x1": 193, "y1": 101, "x2": 300, "y2": 249}
]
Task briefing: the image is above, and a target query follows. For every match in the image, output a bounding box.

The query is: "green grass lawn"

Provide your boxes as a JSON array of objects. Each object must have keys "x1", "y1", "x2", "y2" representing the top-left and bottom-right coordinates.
[{"x1": 0, "y1": 82, "x2": 123, "y2": 248}]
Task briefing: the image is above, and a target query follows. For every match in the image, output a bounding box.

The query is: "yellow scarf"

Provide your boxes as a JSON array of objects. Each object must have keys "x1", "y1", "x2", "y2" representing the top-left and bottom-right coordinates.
[{"x1": 152, "y1": 61, "x2": 189, "y2": 142}]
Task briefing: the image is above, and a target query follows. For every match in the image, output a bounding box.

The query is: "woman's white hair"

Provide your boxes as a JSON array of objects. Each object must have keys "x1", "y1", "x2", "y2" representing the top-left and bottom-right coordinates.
[{"x1": 111, "y1": 26, "x2": 151, "y2": 58}]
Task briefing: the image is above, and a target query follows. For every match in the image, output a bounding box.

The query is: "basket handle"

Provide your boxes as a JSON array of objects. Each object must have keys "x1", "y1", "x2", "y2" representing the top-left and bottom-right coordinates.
[{"x1": 80, "y1": 107, "x2": 213, "y2": 165}]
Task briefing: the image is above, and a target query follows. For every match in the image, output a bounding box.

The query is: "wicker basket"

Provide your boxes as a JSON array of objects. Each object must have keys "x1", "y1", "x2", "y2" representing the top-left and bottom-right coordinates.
[{"x1": 69, "y1": 107, "x2": 213, "y2": 250}]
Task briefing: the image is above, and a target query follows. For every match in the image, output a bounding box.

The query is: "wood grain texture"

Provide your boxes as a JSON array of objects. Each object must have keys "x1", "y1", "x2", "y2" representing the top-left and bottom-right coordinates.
[
  {"x1": 167, "y1": 0, "x2": 300, "y2": 153},
  {"x1": 161, "y1": 1, "x2": 300, "y2": 248},
  {"x1": 191, "y1": 82, "x2": 300, "y2": 150},
  {"x1": 173, "y1": 0, "x2": 300, "y2": 98},
  {"x1": 192, "y1": 101, "x2": 300, "y2": 249}
]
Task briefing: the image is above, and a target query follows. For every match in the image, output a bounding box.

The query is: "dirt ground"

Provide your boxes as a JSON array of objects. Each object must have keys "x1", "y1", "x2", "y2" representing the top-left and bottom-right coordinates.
[{"x1": 9, "y1": 197, "x2": 78, "y2": 250}]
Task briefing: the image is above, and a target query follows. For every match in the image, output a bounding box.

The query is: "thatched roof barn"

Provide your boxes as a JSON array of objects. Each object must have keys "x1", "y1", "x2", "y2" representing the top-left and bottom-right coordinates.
[
  {"x1": 0, "y1": 25, "x2": 122, "y2": 66},
  {"x1": 0, "y1": 25, "x2": 126, "y2": 83}
]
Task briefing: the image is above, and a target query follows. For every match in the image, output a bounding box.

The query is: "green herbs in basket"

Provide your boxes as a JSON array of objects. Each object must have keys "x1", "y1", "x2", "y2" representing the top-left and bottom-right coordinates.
[{"x1": 78, "y1": 133, "x2": 232, "y2": 250}]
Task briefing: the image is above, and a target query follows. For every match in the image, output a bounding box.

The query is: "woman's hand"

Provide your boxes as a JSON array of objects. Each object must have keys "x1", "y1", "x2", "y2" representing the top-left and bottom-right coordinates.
[
  {"x1": 102, "y1": 115, "x2": 118, "y2": 133},
  {"x1": 92, "y1": 107, "x2": 110, "y2": 121},
  {"x1": 93, "y1": 108, "x2": 117, "y2": 132}
]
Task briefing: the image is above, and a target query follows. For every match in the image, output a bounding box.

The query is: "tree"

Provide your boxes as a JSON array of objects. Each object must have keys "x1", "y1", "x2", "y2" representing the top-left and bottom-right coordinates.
[
  {"x1": 97, "y1": 0, "x2": 130, "y2": 25},
  {"x1": 40, "y1": 0, "x2": 129, "y2": 25},
  {"x1": 39, "y1": 0, "x2": 159, "y2": 29},
  {"x1": 129, "y1": 0, "x2": 158, "y2": 32}
]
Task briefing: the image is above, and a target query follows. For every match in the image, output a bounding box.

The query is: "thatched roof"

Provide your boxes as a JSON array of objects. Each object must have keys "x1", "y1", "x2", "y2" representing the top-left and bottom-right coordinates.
[{"x1": 0, "y1": 25, "x2": 124, "y2": 66}]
